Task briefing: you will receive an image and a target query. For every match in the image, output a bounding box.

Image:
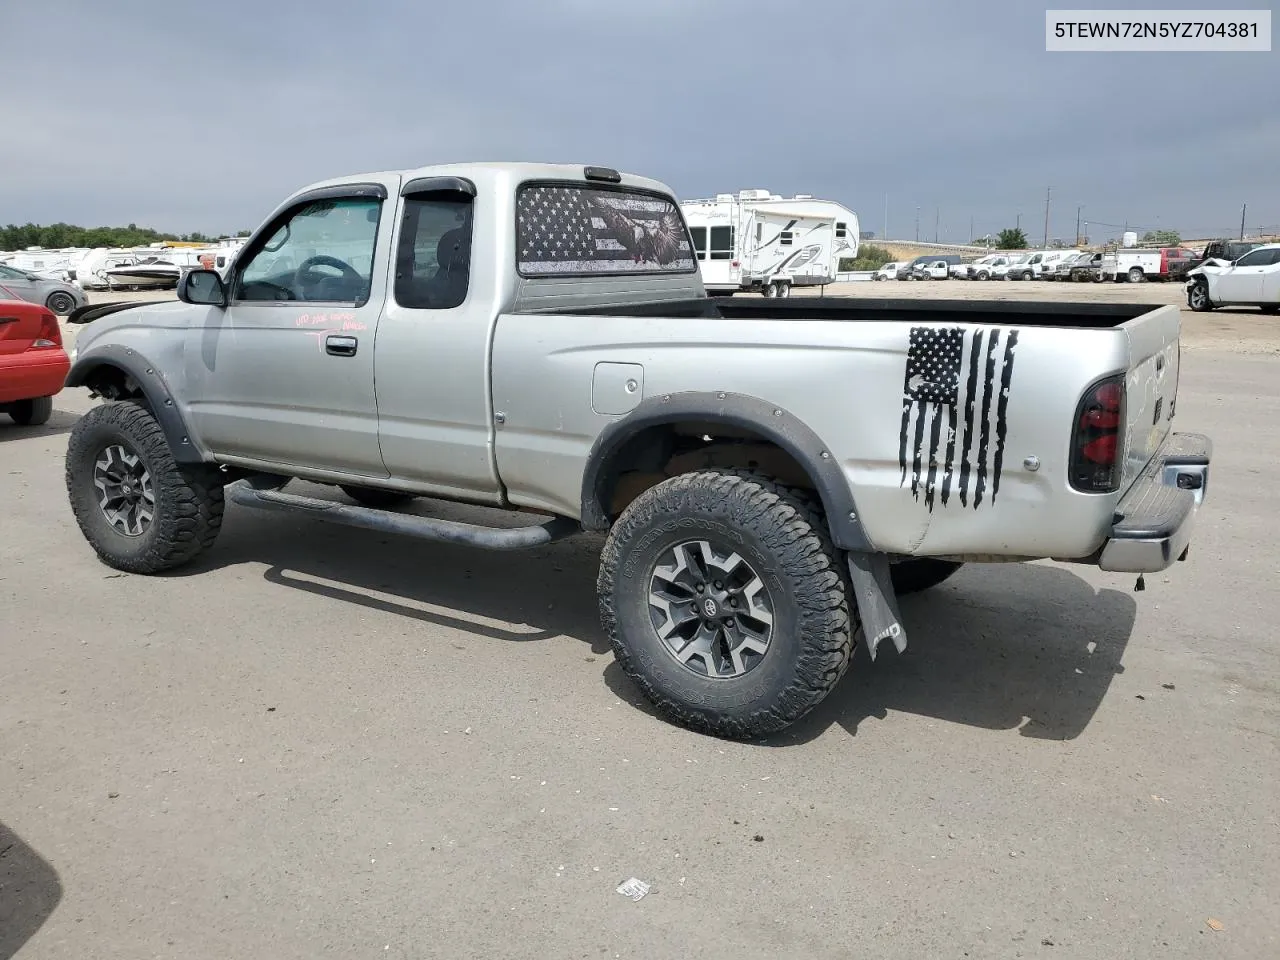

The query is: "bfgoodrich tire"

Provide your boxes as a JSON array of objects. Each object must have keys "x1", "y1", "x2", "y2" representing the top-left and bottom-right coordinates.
[
  {"x1": 598, "y1": 469, "x2": 855, "y2": 740},
  {"x1": 66, "y1": 400, "x2": 225, "y2": 573},
  {"x1": 890, "y1": 558, "x2": 964, "y2": 595}
]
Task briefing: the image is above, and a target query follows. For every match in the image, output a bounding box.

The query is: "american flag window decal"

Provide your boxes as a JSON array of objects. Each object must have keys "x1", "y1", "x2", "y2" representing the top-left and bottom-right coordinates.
[{"x1": 516, "y1": 183, "x2": 696, "y2": 277}]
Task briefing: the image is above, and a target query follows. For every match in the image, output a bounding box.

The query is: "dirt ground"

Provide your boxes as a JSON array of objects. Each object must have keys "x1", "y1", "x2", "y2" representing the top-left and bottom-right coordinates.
[{"x1": 2, "y1": 281, "x2": 1277, "y2": 959}]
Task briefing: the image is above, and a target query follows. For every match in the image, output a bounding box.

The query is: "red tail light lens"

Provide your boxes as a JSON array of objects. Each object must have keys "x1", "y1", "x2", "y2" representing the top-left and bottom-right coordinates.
[
  {"x1": 33, "y1": 310, "x2": 62, "y2": 348},
  {"x1": 1070, "y1": 374, "x2": 1125, "y2": 492}
]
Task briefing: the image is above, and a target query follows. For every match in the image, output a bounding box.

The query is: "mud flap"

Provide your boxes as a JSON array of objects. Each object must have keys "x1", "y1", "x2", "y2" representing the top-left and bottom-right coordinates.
[{"x1": 846, "y1": 552, "x2": 907, "y2": 660}]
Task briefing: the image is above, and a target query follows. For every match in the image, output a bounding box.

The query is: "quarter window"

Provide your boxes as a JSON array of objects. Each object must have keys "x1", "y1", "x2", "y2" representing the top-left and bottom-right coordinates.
[
  {"x1": 394, "y1": 192, "x2": 474, "y2": 309},
  {"x1": 236, "y1": 197, "x2": 381, "y2": 304}
]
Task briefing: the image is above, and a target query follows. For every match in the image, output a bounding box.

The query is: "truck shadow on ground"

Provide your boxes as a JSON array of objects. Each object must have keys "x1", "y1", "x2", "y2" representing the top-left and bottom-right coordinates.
[
  {"x1": 608, "y1": 561, "x2": 1138, "y2": 744},
  {"x1": 0, "y1": 822, "x2": 63, "y2": 960},
  {"x1": 0, "y1": 407, "x2": 78, "y2": 443},
  {"x1": 196, "y1": 495, "x2": 1136, "y2": 743}
]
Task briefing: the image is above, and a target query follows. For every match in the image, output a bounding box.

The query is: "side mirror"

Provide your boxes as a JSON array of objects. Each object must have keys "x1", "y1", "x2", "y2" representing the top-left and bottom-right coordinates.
[{"x1": 178, "y1": 269, "x2": 227, "y2": 307}]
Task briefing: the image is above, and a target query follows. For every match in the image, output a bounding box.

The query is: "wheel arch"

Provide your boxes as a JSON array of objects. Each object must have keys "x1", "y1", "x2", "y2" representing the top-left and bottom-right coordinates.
[
  {"x1": 65, "y1": 345, "x2": 206, "y2": 463},
  {"x1": 579, "y1": 391, "x2": 871, "y2": 551}
]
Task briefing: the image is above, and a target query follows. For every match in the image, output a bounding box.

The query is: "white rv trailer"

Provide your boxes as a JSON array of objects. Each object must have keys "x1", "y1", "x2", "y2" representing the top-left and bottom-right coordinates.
[{"x1": 680, "y1": 190, "x2": 860, "y2": 297}]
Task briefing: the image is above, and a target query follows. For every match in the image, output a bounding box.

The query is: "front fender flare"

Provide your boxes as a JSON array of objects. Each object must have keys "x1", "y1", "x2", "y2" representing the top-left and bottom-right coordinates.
[
  {"x1": 579, "y1": 390, "x2": 871, "y2": 552},
  {"x1": 65, "y1": 343, "x2": 205, "y2": 463}
]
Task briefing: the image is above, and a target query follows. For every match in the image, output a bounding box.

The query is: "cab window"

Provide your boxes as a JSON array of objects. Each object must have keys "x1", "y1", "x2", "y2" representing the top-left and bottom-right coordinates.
[
  {"x1": 236, "y1": 197, "x2": 381, "y2": 304},
  {"x1": 393, "y1": 191, "x2": 474, "y2": 310}
]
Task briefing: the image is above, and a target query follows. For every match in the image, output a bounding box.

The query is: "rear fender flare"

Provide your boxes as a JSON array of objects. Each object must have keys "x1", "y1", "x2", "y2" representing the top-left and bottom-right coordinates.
[
  {"x1": 64, "y1": 344, "x2": 205, "y2": 463},
  {"x1": 580, "y1": 391, "x2": 871, "y2": 551}
]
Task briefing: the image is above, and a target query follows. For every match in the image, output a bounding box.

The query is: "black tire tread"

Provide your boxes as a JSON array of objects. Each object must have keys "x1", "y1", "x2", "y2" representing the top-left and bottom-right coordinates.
[
  {"x1": 598, "y1": 467, "x2": 855, "y2": 739},
  {"x1": 8, "y1": 396, "x2": 53, "y2": 426},
  {"x1": 65, "y1": 400, "x2": 224, "y2": 573}
]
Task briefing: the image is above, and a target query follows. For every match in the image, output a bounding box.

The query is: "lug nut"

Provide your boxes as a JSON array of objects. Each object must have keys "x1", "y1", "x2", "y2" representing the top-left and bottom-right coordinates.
[{"x1": 696, "y1": 584, "x2": 705, "y2": 593}]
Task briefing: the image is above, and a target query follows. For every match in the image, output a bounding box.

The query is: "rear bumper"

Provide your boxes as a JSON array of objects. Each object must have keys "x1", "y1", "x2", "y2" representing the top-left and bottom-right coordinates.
[
  {"x1": 0, "y1": 351, "x2": 70, "y2": 405},
  {"x1": 1098, "y1": 432, "x2": 1212, "y2": 573}
]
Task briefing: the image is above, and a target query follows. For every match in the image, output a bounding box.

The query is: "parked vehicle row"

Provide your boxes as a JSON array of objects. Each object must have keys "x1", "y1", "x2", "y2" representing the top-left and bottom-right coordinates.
[{"x1": 876, "y1": 244, "x2": 1226, "y2": 284}]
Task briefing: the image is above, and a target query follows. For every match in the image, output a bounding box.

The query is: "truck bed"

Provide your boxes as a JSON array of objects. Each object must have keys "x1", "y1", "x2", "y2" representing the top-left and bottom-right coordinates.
[{"x1": 540, "y1": 296, "x2": 1156, "y2": 329}]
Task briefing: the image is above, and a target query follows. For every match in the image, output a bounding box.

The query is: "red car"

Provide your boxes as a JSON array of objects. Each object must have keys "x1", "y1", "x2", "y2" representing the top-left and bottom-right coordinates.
[{"x1": 0, "y1": 285, "x2": 70, "y2": 426}]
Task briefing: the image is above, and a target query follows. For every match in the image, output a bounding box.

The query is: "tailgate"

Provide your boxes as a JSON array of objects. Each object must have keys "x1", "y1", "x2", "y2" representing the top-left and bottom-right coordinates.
[{"x1": 1119, "y1": 304, "x2": 1180, "y2": 491}]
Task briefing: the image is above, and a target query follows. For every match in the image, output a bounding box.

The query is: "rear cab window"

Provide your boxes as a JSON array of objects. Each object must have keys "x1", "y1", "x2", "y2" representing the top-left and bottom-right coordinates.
[
  {"x1": 394, "y1": 179, "x2": 475, "y2": 310},
  {"x1": 515, "y1": 182, "x2": 696, "y2": 278}
]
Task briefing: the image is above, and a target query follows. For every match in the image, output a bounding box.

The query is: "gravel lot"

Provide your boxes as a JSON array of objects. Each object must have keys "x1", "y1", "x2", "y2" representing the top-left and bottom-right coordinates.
[{"x1": 2, "y1": 281, "x2": 1277, "y2": 959}]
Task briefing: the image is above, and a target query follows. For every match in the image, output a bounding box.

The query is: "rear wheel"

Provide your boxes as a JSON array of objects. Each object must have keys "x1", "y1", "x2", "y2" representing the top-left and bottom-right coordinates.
[
  {"x1": 763, "y1": 282, "x2": 778, "y2": 298},
  {"x1": 66, "y1": 400, "x2": 225, "y2": 573},
  {"x1": 598, "y1": 469, "x2": 855, "y2": 740},
  {"x1": 6, "y1": 396, "x2": 53, "y2": 426},
  {"x1": 1127, "y1": 267, "x2": 1144, "y2": 283},
  {"x1": 339, "y1": 484, "x2": 417, "y2": 509},
  {"x1": 776, "y1": 282, "x2": 791, "y2": 298},
  {"x1": 976, "y1": 271, "x2": 989, "y2": 281},
  {"x1": 46, "y1": 291, "x2": 77, "y2": 315},
  {"x1": 890, "y1": 558, "x2": 964, "y2": 595},
  {"x1": 1260, "y1": 304, "x2": 1280, "y2": 314}
]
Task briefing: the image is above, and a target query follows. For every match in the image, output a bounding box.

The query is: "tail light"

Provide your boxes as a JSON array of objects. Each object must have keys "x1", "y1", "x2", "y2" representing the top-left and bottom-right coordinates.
[
  {"x1": 33, "y1": 310, "x2": 62, "y2": 349},
  {"x1": 1069, "y1": 374, "x2": 1125, "y2": 492}
]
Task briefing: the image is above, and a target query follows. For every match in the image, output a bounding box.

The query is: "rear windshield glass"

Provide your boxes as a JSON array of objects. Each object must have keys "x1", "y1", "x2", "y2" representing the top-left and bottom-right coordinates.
[{"x1": 516, "y1": 183, "x2": 696, "y2": 277}]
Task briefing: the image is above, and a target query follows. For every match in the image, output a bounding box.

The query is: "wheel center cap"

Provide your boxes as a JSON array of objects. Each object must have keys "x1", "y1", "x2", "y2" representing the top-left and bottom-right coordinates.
[{"x1": 701, "y1": 596, "x2": 721, "y2": 619}]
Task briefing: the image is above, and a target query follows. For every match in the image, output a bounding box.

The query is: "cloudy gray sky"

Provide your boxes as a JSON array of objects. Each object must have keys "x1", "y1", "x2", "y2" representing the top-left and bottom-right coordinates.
[{"x1": 2, "y1": 0, "x2": 1275, "y2": 242}]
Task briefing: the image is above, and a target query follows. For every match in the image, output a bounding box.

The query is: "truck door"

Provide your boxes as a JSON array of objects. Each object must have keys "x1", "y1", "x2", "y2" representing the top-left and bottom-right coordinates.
[
  {"x1": 371, "y1": 176, "x2": 503, "y2": 502},
  {"x1": 183, "y1": 179, "x2": 397, "y2": 476}
]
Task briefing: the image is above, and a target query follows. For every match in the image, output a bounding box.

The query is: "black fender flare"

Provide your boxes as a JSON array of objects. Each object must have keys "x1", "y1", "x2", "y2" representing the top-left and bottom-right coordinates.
[
  {"x1": 579, "y1": 390, "x2": 871, "y2": 551},
  {"x1": 64, "y1": 344, "x2": 205, "y2": 463}
]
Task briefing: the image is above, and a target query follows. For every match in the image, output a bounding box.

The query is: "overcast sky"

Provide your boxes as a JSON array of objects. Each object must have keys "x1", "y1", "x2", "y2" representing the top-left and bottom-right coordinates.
[{"x1": 2, "y1": 0, "x2": 1275, "y2": 242}]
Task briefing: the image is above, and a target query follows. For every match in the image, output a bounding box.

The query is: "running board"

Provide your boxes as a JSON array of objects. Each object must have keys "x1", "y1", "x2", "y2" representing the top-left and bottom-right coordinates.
[{"x1": 225, "y1": 480, "x2": 580, "y2": 550}]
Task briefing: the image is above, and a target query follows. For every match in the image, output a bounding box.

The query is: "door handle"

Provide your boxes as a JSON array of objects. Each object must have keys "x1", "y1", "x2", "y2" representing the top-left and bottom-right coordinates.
[{"x1": 325, "y1": 334, "x2": 358, "y2": 357}]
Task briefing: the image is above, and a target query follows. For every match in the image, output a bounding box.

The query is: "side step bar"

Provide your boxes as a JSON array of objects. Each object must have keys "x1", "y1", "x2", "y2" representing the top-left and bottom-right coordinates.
[{"x1": 225, "y1": 480, "x2": 580, "y2": 550}]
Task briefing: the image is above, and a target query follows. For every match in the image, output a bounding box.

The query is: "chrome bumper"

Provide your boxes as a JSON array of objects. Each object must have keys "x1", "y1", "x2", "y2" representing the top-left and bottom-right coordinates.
[{"x1": 1098, "y1": 433, "x2": 1211, "y2": 573}]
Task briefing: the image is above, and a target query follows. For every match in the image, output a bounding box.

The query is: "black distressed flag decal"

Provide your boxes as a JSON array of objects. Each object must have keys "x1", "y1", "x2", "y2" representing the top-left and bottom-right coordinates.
[{"x1": 898, "y1": 326, "x2": 1020, "y2": 511}]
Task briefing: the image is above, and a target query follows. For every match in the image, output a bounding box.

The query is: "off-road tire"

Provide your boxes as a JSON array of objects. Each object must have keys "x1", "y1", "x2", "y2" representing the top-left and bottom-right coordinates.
[
  {"x1": 890, "y1": 558, "x2": 964, "y2": 595},
  {"x1": 598, "y1": 468, "x2": 855, "y2": 740},
  {"x1": 339, "y1": 485, "x2": 417, "y2": 509},
  {"x1": 7, "y1": 396, "x2": 53, "y2": 426},
  {"x1": 66, "y1": 400, "x2": 225, "y2": 573}
]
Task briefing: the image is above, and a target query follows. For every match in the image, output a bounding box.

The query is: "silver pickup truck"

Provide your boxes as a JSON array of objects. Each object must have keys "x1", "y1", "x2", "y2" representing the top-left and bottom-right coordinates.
[{"x1": 63, "y1": 162, "x2": 1212, "y2": 739}]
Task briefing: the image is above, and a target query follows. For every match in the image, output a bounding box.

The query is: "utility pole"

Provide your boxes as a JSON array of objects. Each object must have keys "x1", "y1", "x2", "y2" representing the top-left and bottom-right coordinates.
[
  {"x1": 1075, "y1": 205, "x2": 1083, "y2": 246},
  {"x1": 1240, "y1": 203, "x2": 1247, "y2": 240},
  {"x1": 915, "y1": 205, "x2": 920, "y2": 242},
  {"x1": 1043, "y1": 186, "x2": 1052, "y2": 249},
  {"x1": 1016, "y1": 212, "x2": 1022, "y2": 233}
]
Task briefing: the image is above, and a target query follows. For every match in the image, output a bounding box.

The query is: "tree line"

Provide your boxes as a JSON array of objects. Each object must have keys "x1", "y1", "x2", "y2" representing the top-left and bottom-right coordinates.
[{"x1": 1, "y1": 223, "x2": 252, "y2": 251}]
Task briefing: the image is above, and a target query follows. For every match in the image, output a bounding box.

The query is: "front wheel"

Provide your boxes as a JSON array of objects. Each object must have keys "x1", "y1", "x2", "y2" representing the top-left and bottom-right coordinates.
[
  {"x1": 598, "y1": 469, "x2": 855, "y2": 740},
  {"x1": 66, "y1": 400, "x2": 225, "y2": 573},
  {"x1": 1188, "y1": 280, "x2": 1214, "y2": 312},
  {"x1": 7, "y1": 396, "x2": 53, "y2": 426}
]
